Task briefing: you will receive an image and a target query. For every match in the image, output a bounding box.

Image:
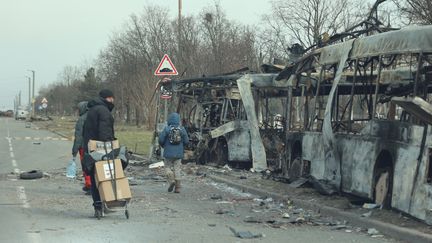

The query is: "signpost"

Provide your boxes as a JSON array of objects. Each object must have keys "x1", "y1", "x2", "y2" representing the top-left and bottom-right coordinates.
[
  {"x1": 154, "y1": 54, "x2": 178, "y2": 124},
  {"x1": 154, "y1": 54, "x2": 178, "y2": 76},
  {"x1": 41, "y1": 97, "x2": 48, "y2": 116}
]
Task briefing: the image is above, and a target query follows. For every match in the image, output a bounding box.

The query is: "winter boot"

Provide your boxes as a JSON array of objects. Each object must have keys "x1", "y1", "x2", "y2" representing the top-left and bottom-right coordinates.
[
  {"x1": 174, "y1": 180, "x2": 181, "y2": 193},
  {"x1": 94, "y1": 208, "x2": 103, "y2": 220},
  {"x1": 168, "y1": 181, "x2": 176, "y2": 192}
]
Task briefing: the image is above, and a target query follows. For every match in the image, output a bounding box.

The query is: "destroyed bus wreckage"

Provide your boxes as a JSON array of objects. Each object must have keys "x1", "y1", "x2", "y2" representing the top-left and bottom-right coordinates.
[{"x1": 151, "y1": 25, "x2": 432, "y2": 224}]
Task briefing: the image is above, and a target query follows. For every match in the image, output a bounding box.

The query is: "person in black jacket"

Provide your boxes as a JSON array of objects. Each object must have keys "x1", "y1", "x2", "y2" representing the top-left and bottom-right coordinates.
[{"x1": 83, "y1": 89, "x2": 115, "y2": 218}]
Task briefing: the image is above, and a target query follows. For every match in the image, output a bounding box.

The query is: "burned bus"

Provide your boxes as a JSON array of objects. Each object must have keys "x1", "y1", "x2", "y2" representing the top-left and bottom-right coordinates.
[{"x1": 151, "y1": 25, "x2": 432, "y2": 223}]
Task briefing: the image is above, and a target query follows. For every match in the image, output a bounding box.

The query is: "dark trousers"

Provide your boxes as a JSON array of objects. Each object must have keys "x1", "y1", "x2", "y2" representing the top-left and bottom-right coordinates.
[
  {"x1": 90, "y1": 170, "x2": 102, "y2": 209},
  {"x1": 79, "y1": 148, "x2": 92, "y2": 188}
]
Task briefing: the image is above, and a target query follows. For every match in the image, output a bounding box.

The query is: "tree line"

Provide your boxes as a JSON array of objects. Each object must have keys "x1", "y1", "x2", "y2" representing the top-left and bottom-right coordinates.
[{"x1": 38, "y1": 0, "x2": 431, "y2": 128}]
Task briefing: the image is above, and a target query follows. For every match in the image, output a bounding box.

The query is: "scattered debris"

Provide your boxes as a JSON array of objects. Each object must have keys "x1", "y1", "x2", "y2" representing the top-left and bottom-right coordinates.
[
  {"x1": 149, "y1": 161, "x2": 164, "y2": 169},
  {"x1": 362, "y1": 211, "x2": 373, "y2": 217},
  {"x1": 331, "y1": 225, "x2": 348, "y2": 230},
  {"x1": 223, "y1": 164, "x2": 232, "y2": 171},
  {"x1": 244, "y1": 216, "x2": 263, "y2": 223},
  {"x1": 367, "y1": 228, "x2": 380, "y2": 235},
  {"x1": 295, "y1": 217, "x2": 305, "y2": 223},
  {"x1": 363, "y1": 203, "x2": 380, "y2": 209},
  {"x1": 229, "y1": 227, "x2": 264, "y2": 239},
  {"x1": 210, "y1": 194, "x2": 223, "y2": 200},
  {"x1": 289, "y1": 177, "x2": 309, "y2": 188},
  {"x1": 215, "y1": 208, "x2": 233, "y2": 215},
  {"x1": 308, "y1": 176, "x2": 337, "y2": 195}
]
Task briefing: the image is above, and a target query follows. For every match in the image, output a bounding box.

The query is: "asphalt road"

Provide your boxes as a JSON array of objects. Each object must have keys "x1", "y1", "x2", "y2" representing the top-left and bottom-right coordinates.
[{"x1": 0, "y1": 117, "x2": 398, "y2": 243}]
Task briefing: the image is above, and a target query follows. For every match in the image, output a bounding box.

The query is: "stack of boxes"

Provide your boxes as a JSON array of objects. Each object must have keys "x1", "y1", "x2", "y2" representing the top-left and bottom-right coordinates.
[{"x1": 88, "y1": 140, "x2": 132, "y2": 204}]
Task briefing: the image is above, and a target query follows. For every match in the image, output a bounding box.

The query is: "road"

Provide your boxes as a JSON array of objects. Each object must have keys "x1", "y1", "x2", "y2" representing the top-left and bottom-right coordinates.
[{"x1": 0, "y1": 117, "x2": 398, "y2": 243}]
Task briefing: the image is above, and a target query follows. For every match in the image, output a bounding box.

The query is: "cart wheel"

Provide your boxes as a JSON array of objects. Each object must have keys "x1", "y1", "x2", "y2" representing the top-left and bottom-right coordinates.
[{"x1": 125, "y1": 210, "x2": 129, "y2": 219}]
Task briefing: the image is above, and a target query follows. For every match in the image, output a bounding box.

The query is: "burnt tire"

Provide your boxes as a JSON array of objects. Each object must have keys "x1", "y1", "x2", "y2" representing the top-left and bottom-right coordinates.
[{"x1": 20, "y1": 170, "x2": 43, "y2": 180}]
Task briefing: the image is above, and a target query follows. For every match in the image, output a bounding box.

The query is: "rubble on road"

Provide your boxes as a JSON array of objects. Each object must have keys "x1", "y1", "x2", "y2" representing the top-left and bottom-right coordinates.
[{"x1": 229, "y1": 227, "x2": 264, "y2": 239}]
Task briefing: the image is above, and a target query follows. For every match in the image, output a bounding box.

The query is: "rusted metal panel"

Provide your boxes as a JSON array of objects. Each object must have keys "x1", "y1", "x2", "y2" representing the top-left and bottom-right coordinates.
[
  {"x1": 237, "y1": 75, "x2": 267, "y2": 171},
  {"x1": 392, "y1": 97, "x2": 432, "y2": 125},
  {"x1": 226, "y1": 128, "x2": 251, "y2": 161}
]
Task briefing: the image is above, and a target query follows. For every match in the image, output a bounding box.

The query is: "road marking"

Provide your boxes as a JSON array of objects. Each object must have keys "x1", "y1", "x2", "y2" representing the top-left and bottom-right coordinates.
[
  {"x1": 6, "y1": 118, "x2": 10, "y2": 138},
  {"x1": 9, "y1": 147, "x2": 13, "y2": 152},
  {"x1": 14, "y1": 168, "x2": 20, "y2": 174},
  {"x1": 12, "y1": 159, "x2": 17, "y2": 167},
  {"x1": 10, "y1": 152, "x2": 14, "y2": 158},
  {"x1": 12, "y1": 136, "x2": 70, "y2": 141},
  {"x1": 27, "y1": 232, "x2": 42, "y2": 243},
  {"x1": 16, "y1": 186, "x2": 30, "y2": 208}
]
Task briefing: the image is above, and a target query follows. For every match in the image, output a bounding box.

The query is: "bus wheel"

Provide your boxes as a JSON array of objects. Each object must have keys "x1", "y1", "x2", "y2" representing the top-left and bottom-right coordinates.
[
  {"x1": 213, "y1": 141, "x2": 228, "y2": 166},
  {"x1": 289, "y1": 157, "x2": 302, "y2": 180},
  {"x1": 374, "y1": 168, "x2": 390, "y2": 208}
]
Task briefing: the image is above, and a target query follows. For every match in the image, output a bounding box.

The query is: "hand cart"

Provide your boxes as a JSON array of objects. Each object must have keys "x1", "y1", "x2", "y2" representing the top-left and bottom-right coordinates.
[{"x1": 95, "y1": 141, "x2": 131, "y2": 219}]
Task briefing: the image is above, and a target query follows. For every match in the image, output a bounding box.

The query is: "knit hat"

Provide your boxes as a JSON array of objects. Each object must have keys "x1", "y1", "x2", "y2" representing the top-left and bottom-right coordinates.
[{"x1": 99, "y1": 89, "x2": 114, "y2": 98}]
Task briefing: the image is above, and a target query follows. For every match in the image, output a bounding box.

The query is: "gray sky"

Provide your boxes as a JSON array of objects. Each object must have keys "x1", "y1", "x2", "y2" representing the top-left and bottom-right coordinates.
[{"x1": 0, "y1": 0, "x2": 271, "y2": 110}]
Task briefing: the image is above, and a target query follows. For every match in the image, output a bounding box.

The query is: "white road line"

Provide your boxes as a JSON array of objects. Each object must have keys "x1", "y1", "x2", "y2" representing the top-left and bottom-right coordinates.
[
  {"x1": 25, "y1": 137, "x2": 31, "y2": 140},
  {"x1": 9, "y1": 147, "x2": 13, "y2": 152},
  {"x1": 6, "y1": 118, "x2": 10, "y2": 138},
  {"x1": 16, "y1": 186, "x2": 30, "y2": 208},
  {"x1": 10, "y1": 152, "x2": 14, "y2": 158},
  {"x1": 14, "y1": 168, "x2": 20, "y2": 174},
  {"x1": 12, "y1": 159, "x2": 17, "y2": 167},
  {"x1": 27, "y1": 232, "x2": 42, "y2": 243}
]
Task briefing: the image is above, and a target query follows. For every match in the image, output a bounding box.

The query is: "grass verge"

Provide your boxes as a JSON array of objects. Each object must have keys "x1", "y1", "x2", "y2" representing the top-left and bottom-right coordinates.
[{"x1": 35, "y1": 116, "x2": 153, "y2": 155}]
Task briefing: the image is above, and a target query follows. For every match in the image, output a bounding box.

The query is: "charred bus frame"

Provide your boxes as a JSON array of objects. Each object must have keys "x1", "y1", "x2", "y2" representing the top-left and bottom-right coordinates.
[{"x1": 152, "y1": 26, "x2": 432, "y2": 223}]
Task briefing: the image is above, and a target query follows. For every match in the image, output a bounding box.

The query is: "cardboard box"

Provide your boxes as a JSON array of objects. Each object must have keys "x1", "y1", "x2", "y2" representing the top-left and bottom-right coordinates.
[
  {"x1": 98, "y1": 178, "x2": 132, "y2": 202},
  {"x1": 95, "y1": 159, "x2": 125, "y2": 184},
  {"x1": 88, "y1": 140, "x2": 119, "y2": 152}
]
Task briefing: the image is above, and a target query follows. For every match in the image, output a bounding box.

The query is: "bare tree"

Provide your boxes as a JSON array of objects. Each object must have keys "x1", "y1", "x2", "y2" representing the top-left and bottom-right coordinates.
[
  {"x1": 393, "y1": 0, "x2": 432, "y2": 24},
  {"x1": 258, "y1": 0, "x2": 367, "y2": 66}
]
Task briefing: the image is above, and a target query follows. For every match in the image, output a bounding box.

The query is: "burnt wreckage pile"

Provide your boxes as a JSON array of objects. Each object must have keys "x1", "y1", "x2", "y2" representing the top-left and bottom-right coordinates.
[{"x1": 151, "y1": 3, "x2": 432, "y2": 224}]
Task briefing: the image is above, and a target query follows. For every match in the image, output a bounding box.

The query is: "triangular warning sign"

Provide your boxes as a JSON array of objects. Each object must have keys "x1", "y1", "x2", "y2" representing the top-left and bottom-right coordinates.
[
  {"x1": 154, "y1": 54, "x2": 178, "y2": 76},
  {"x1": 41, "y1": 98, "x2": 48, "y2": 103}
]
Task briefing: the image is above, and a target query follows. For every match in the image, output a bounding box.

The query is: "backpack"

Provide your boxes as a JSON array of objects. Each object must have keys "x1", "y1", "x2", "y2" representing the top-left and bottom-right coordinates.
[{"x1": 168, "y1": 126, "x2": 182, "y2": 145}]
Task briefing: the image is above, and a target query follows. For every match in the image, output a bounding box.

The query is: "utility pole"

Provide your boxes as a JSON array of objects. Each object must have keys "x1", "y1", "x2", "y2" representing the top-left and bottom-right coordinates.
[
  {"x1": 28, "y1": 70, "x2": 35, "y2": 117},
  {"x1": 178, "y1": 0, "x2": 182, "y2": 59},
  {"x1": 26, "y1": 76, "x2": 31, "y2": 109},
  {"x1": 18, "y1": 91, "x2": 21, "y2": 106}
]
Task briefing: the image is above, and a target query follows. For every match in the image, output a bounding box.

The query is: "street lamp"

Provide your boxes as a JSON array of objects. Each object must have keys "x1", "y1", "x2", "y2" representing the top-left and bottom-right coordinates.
[
  {"x1": 28, "y1": 70, "x2": 35, "y2": 117},
  {"x1": 25, "y1": 76, "x2": 31, "y2": 109}
]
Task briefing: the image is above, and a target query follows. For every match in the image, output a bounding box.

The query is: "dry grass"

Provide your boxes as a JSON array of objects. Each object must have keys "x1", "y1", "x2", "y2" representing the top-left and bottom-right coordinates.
[{"x1": 36, "y1": 116, "x2": 154, "y2": 155}]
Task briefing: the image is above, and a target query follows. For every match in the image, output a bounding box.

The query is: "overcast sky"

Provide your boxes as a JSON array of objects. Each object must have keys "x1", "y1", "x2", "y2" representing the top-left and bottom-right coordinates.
[{"x1": 0, "y1": 0, "x2": 271, "y2": 110}]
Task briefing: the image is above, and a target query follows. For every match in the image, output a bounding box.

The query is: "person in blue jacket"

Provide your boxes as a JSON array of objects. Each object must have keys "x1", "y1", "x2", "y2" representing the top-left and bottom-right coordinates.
[{"x1": 158, "y1": 112, "x2": 189, "y2": 193}]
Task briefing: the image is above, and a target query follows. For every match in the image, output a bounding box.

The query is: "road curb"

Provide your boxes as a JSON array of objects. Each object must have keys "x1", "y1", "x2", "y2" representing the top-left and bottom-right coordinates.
[
  {"x1": 50, "y1": 130, "x2": 69, "y2": 139},
  {"x1": 208, "y1": 174, "x2": 432, "y2": 243}
]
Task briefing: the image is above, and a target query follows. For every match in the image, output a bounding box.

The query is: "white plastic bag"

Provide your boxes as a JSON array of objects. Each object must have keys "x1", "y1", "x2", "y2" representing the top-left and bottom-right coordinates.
[{"x1": 66, "y1": 158, "x2": 77, "y2": 178}]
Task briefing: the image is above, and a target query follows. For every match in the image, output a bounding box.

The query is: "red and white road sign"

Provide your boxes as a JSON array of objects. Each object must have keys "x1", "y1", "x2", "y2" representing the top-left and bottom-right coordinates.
[{"x1": 154, "y1": 54, "x2": 178, "y2": 76}]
